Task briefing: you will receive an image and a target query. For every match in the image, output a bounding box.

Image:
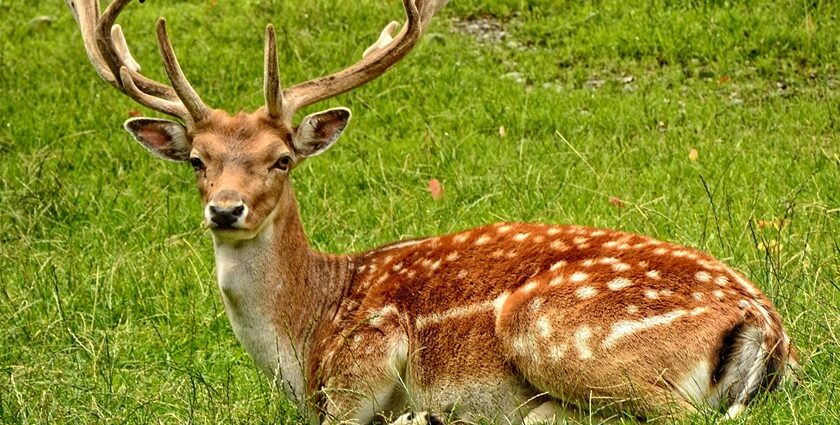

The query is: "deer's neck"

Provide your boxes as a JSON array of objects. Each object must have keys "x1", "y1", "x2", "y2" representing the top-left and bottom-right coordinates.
[{"x1": 211, "y1": 192, "x2": 353, "y2": 403}]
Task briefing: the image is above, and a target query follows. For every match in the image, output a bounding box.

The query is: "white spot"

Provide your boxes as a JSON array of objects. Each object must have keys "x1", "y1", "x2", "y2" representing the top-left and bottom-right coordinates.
[
  {"x1": 497, "y1": 225, "x2": 512, "y2": 233},
  {"x1": 626, "y1": 305, "x2": 639, "y2": 314},
  {"x1": 513, "y1": 233, "x2": 530, "y2": 242},
  {"x1": 457, "y1": 269, "x2": 468, "y2": 279},
  {"x1": 357, "y1": 265, "x2": 367, "y2": 273},
  {"x1": 738, "y1": 299, "x2": 750, "y2": 309},
  {"x1": 574, "y1": 326, "x2": 594, "y2": 360},
  {"x1": 430, "y1": 259, "x2": 442, "y2": 270},
  {"x1": 713, "y1": 290, "x2": 725, "y2": 300},
  {"x1": 550, "y1": 261, "x2": 567, "y2": 271},
  {"x1": 692, "y1": 292, "x2": 704, "y2": 301},
  {"x1": 536, "y1": 316, "x2": 551, "y2": 337},
  {"x1": 475, "y1": 235, "x2": 492, "y2": 245},
  {"x1": 637, "y1": 260, "x2": 649, "y2": 268},
  {"x1": 491, "y1": 249, "x2": 504, "y2": 258},
  {"x1": 599, "y1": 257, "x2": 620, "y2": 265},
  {"x1": 446, "y1": 252, "x2": 459, "y2": 262},
  {"x1": 420, "y1": 258, "x2": 433, "y2": 268},
  {"x1": 612, "y1": 262, "x2": 631, "y2": 272},
  {"x1": 644, "y1": 290, "x2": 659, "y2": 300},
  {"x1": 549, "y1": 344, "x2": 568, "y2": 360},
  {"x1": 392, "y1": 262, "x2": 403, "y2": 272},
  {"x1": 383, "y1": 255, "x2": 394, "y2": 264},
  {"x1": 550, "y1": 240, "x2": 569, "y2": 251},
  {"x1": 653, "y1": 247, "x2": 669, "y2": 255},
  {"x1": 547, "y1": 228, "x2": 561, "y2": 236},
  {"x1": 660, "y1": 289, "x2": 673, "y2": 297},
  {"x1": 521, "y1": 281, "x2": 539, "y2": 293},
  {"x1": 416, "y1": 300, "x2": 495, "y2": 329},
  {"x1": 573, "y1": 236, "x2": 589, "y2": 245},
  {"x1": 714, "y1": 276, "x2": 729, "y2": 287},
  {"x1": 591, "y1": 230, "x2": 607, "y2": 237},
  {"x1": 602, "y1": 240, "x2": 619, "y2": 249},
  {"x1": 406, "y1": 270, "x2": 416, "y2": 278},
  {"x1": 549, "y1": 275, "x2": 564, "y2": 286},
  {"x1": 695, "y1": 271, "x2": 712, "y2": 283},
  {"x1": 603, "y1": 309, "x2": 688, "y2": 348},
  {"x1": 582, "y1": 259, "x2": 596, "y2": 267},
  {"x1": 607, "y1": 277, "x2": 633, "y2": 291},
  {"x1": 576, "y1": 286, "x2": 598, "y2": 299},
  {"x1": 533, "y1": 235, "x2": 545, "y2": 243},
  {"x1": 690, "y1": 307, "x2": 708, "y2": 316},
  {"x1": 529, "y1": 297, "x2": 543, "y2": 312},
  {"x1": 673, "y1": 250, "x2": 690, "y2": 258},
  {"x1": 376, "y1": 273, "x2": 390, "y2": 284},
  {"x1": 453, "y1": 232, "x2": 471, "y2": 243},
  {"x1": 569, "y1": 271, "x2": 589, "y2": 283},
  {"x1": 505, "y1": 250, "x2": 518, "y2": 258},
  {"x1": 372, "y1": 238, "x2": 427, "y2": 253},
  {"x1": 646, "y1": 270, "x2": 661, "y2": 280}
]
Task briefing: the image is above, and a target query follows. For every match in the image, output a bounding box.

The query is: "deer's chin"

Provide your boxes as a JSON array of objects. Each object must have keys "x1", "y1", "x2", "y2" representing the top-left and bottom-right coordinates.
[{"x1": 209, "y1": 226, "x2": 261, "y2": 242}]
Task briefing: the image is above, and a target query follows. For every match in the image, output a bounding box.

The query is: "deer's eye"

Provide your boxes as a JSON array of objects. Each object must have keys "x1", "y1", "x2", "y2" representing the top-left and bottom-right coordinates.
[
  {"x1": 189, "y1": 157, "x2": 205, "y2": 171},
  {"x1": 271, "y1": 154, "x2": 293, "y2": 172}
]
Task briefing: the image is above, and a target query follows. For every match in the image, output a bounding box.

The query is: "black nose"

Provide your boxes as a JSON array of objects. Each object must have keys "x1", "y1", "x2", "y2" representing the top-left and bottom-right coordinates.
[{"x1": 209, "y1": 204, "x2": 245, "y2": 227}]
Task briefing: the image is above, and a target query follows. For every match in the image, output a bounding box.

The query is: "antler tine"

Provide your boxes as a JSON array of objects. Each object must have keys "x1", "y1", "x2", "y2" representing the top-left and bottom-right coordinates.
[
  {"x1": 66, "y1": 0, "x2": 118, "y2": 86},
  {"x1": 111, "y1": 25, "x2": 141, "y2": 72},
  {"x1": 156, "y1": 18, "x2": 210, "y2": 124},
  {"x1": 119, "y1": 67, "x2": 190, "y2": 118},
  {"x1": 278, "y1": 0, "x2": 447, "y2": 122},
  {"x1": 264, "y1": 24, "x2": 283, "y2": 119},
  {"x1": 94, "y1": 0, "x2": 177, "y2": 99}
]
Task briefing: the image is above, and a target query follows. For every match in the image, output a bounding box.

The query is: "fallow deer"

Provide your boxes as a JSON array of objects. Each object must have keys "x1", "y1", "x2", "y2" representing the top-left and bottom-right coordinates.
[{"x1": 66, "y1": 0, "x2": 797, "y2": 423}]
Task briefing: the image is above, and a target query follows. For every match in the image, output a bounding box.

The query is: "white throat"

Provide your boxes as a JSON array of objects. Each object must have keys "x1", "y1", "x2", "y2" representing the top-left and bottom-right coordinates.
[{"x1": 212, "y1": 224, "x2": 307, "y2": 402}]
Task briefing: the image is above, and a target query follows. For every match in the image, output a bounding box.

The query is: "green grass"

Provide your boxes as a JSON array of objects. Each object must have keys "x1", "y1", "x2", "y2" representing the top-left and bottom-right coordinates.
[{"x1": 1, "y1": 0, "x2": 839, "y2": 423}]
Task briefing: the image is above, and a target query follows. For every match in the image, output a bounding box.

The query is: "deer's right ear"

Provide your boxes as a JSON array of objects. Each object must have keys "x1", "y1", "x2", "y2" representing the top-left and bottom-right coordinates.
[{"x1": 124, "y1": 118, "x2": 191, "y2": 162}]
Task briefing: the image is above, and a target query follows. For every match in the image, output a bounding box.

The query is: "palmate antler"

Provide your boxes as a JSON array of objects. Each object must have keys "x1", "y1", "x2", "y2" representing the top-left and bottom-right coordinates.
[{"x1": 67, "y1": 0, "x2": 447, "y2": 127}]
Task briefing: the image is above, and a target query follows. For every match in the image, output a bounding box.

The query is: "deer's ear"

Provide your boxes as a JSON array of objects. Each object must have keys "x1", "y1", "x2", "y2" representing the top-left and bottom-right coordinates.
[
  {"x1": 124, "y1": 118, "x2": 191, "y2": 162},
  {"x1": 292, "y1": 107, "x2": 351, "y2": 158}
]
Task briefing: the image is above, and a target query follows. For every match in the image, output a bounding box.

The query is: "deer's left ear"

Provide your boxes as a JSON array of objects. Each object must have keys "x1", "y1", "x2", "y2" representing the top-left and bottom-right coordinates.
[{"x1": 292, "y1": 107, "x2": 351, "y2": 158}]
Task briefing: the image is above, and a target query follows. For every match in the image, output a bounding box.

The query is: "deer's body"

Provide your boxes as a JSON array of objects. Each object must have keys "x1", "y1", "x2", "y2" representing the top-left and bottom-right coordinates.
[
  {"x1": 66, "y1": 0, "x2": 795, "y2": 422},
  {"x1": 218, "y1": 189, "x2": 793, "y2": 423}
]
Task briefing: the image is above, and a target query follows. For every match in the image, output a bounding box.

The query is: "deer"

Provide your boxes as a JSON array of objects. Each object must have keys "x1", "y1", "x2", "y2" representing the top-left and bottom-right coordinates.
[{"x1": 65, "y1": 0, "x2": 797, "y2": 423}]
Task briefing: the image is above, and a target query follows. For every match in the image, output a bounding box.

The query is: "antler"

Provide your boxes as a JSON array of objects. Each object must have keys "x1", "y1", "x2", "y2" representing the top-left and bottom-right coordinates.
[
  {"x1": 65, "y1": 0, "x2": 210, "y2": 127},
  {"x1": 264, "y1": 0, "x2": 448, "y2": 123}
]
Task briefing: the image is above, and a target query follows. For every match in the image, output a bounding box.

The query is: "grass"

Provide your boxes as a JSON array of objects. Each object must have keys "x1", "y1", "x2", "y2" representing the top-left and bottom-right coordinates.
[{"x1": 1, "y1": 0, "x2": 839, "y2": 422}]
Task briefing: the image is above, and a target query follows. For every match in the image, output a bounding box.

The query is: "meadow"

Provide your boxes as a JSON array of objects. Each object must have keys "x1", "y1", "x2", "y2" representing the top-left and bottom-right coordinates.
[{"x1": 1, "y1": 0, "x2": 838, "y2": 423}]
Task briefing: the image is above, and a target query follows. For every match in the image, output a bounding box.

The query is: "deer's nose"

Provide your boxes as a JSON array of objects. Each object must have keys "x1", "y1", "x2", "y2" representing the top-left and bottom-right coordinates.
[{"x1": 206, "y1": 191, "x2": 247, "y2": 228}]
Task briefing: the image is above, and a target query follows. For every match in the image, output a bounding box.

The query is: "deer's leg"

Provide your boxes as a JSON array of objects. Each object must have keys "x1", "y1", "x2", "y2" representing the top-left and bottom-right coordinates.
[
  {"x1": 522, "y1": 400, "x2": 578, "y2": 424},
  {"x1": 316, "y1": 317, "x2": 410, "y2": 424}
]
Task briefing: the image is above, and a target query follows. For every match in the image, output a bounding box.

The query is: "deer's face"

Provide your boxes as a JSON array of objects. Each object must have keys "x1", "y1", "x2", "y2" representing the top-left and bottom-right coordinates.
[{"x1": 124, "y1": 107, "x2": 350, "y2": 242}]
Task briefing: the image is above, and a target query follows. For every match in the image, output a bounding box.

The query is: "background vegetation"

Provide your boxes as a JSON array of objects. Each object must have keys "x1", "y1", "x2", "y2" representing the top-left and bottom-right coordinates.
[{"x1": 1, "y1": 0, "x2": 838, "y2": 422}]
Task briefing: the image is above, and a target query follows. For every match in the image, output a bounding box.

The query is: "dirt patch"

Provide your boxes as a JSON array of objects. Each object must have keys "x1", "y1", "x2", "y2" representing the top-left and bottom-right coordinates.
[{"x1": 451, "y1": 16, "x2": 508, "y2": 44}]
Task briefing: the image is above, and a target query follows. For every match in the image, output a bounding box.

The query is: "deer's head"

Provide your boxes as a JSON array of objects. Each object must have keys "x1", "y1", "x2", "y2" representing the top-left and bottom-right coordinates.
[{"x1": 66, "y1": 0, "x2": 444, "y2": 241}]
